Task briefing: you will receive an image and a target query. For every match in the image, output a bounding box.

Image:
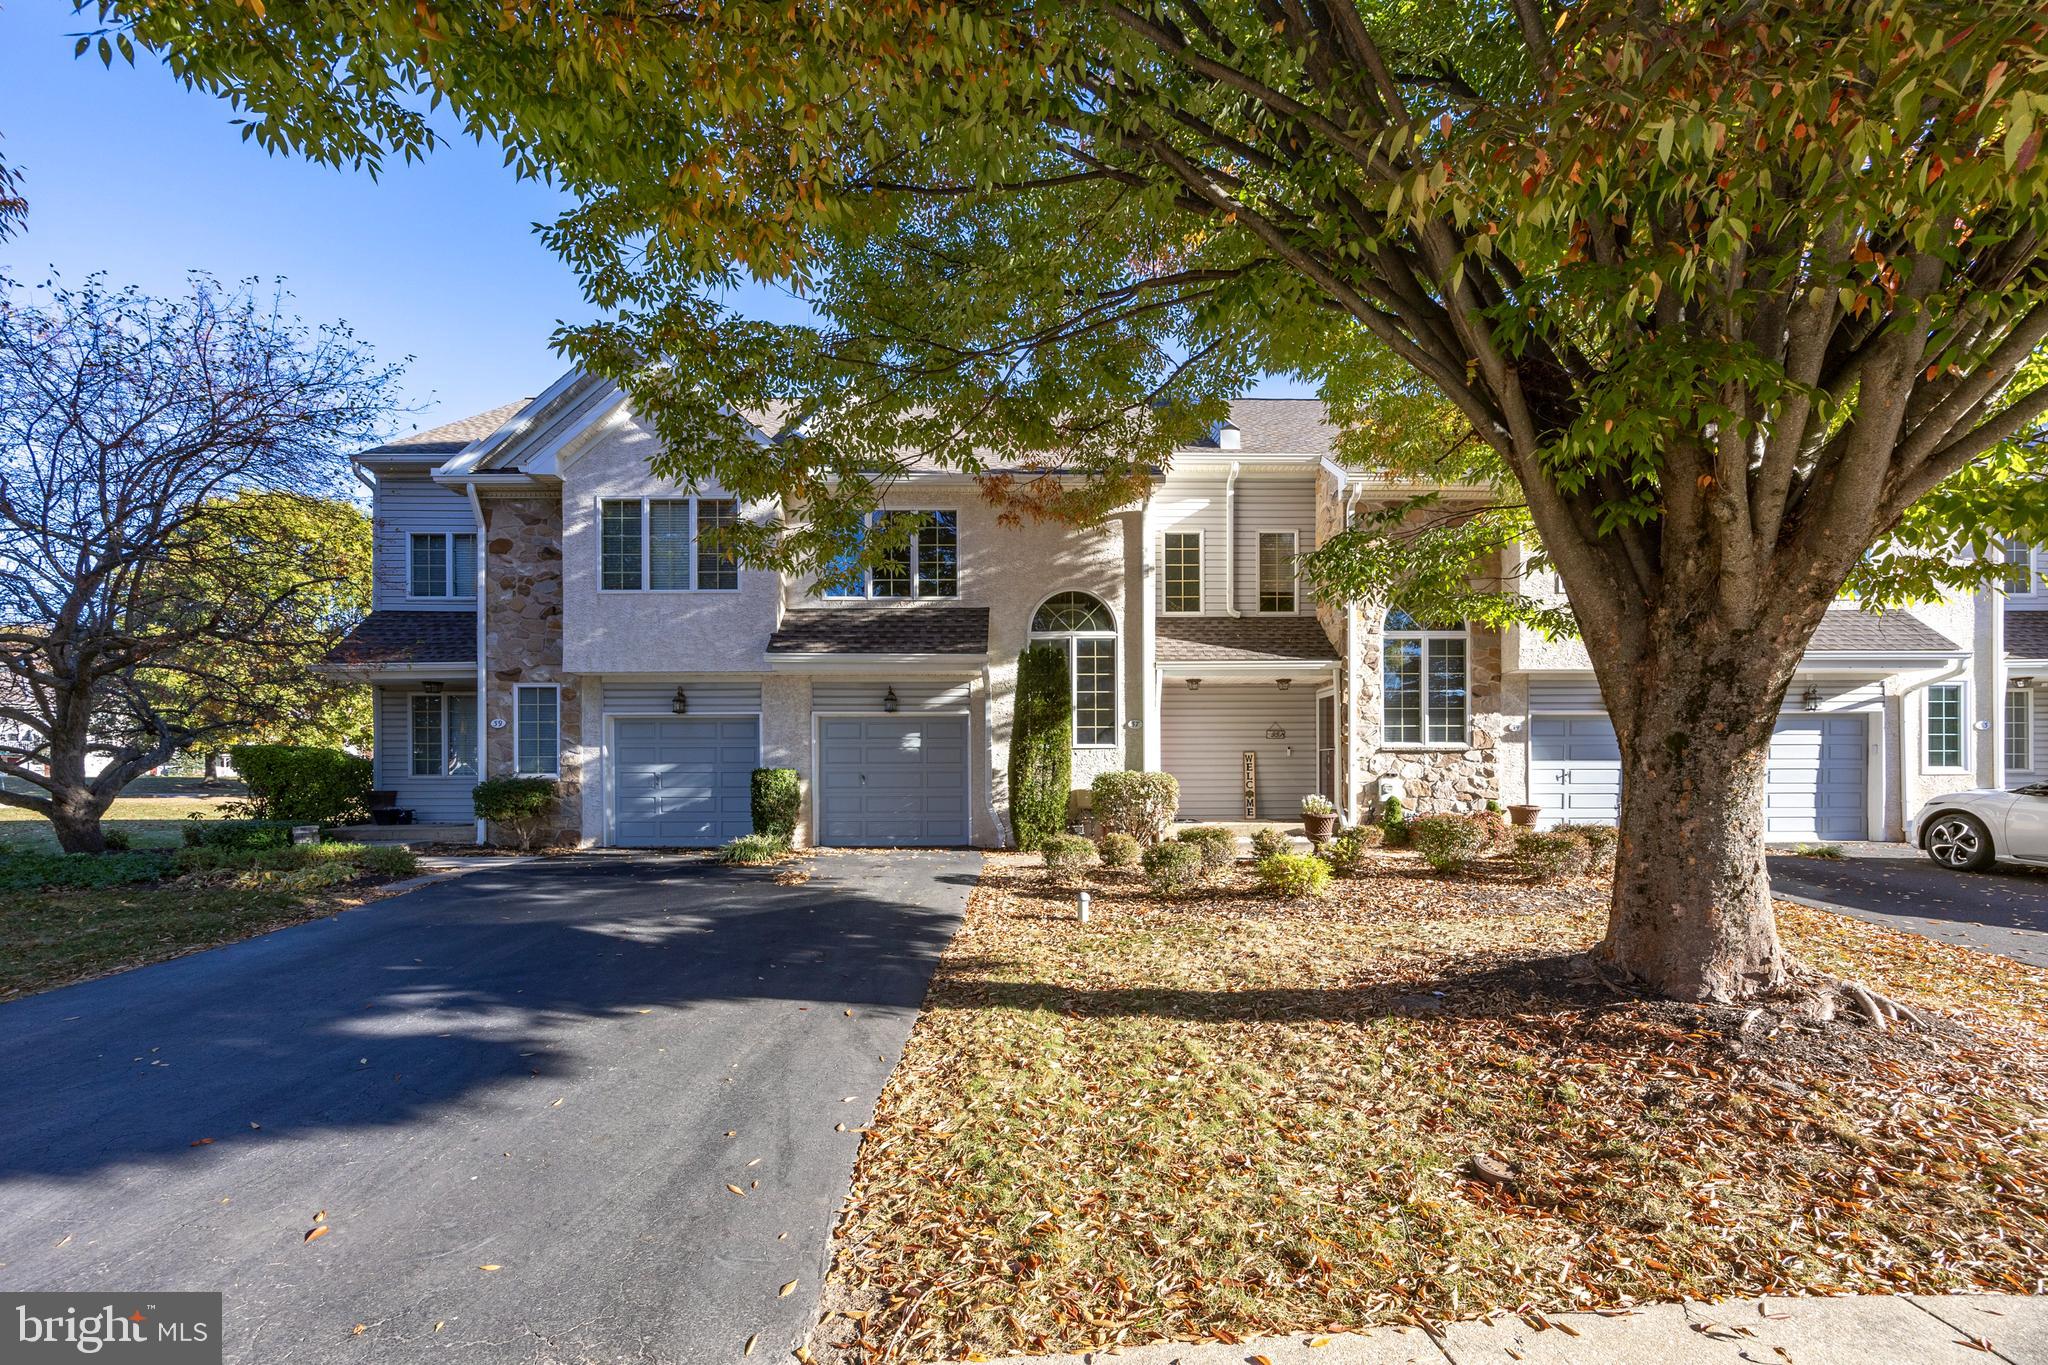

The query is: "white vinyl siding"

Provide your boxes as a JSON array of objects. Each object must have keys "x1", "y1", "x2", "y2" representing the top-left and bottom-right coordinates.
[
  {"x1": 1161, "y1": 684, "x2": 1319, "y2": 819},
  {"x1": 598, "y1": 679, "x2": 765, "y2": 714},
  {"x1": 1153, "y1": 475, "x2": 1228, "y2": 615},
  {"x1": 1925, "y1": 684, "x2": 1965, "y2": 770},
  {"x1": 812, "y1": 679, "x2": 973, "y2": 710},
  {"x1": 374, "y1": 687, "x2": 480, "y2": 822},
  {"x1": 516, "y1": 685, "x2": 561, "y2": 776}
]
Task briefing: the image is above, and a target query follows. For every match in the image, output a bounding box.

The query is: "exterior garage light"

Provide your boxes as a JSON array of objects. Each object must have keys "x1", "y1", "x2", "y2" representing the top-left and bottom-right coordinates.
[
  {"x1": 1801, "y1": 685, "x2": 1822, "y2": 712},
  {"x1": 883, "y1": 686, "x2": 899, "y2": 714},
  {"x1": 671, "y1": 687, "x2": 688, "y2": 715}
]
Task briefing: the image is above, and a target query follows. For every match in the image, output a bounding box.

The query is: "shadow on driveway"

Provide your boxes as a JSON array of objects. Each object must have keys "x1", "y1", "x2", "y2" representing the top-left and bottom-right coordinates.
[{"x1": 1768, "y1": 847, "x2": 2048, "y2": 968}]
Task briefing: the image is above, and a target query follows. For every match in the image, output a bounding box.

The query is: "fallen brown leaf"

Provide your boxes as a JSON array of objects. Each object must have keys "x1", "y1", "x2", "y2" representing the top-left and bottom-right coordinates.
[{"x1": 304, "y1": 1227, "x2": 329, "y2": 1244}]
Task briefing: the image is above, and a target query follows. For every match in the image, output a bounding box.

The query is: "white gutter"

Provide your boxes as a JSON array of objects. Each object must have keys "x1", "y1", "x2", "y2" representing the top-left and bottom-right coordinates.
[
  {"x1": 1224, "y1": 460, "x2": 1242, "y2": 618},
  {"x1": 466, "y1": 482, "x2": 489, "y2": 847}
]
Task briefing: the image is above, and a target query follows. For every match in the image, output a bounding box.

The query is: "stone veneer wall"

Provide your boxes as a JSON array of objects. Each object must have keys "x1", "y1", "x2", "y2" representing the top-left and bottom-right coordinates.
[{"x1": 482, "y1": 495, "x2": 584, "y2": 843}]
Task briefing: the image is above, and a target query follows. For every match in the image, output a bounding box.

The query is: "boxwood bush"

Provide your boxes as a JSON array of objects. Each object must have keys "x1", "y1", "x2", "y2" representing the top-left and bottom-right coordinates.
[
  {"x1": 1094, "y1": 831, "x2": 1140, "y2": 868},
  {"x1": 1249, "y1": 827, "x2": 1292, "y2": 860},
  {"x1": 229, "y1": 744, "x2": 374, "y2": 824},
  {"x1": 751, "y1": 767, "x2": 801, "y2": 840},
  {"x1": 1091, "y1": 771, "x2": 1180, "y2": 845},
  {"x1": 1039, "y1": 832, "x2": 1096, "y2": 881},
  {"x1": 1257, "y1": 851, "x2": 1331, "y2": 898},
  {"x1": 1009, "y1": 643, "x2": 1074, "y2": 851},
  {"x1": 1175, "y1": 825, "x2": 1237, "y2": 873},
  {"x1": 1408, "y1": 814, "x2": 1486, "y2": 872},
  {"x1": 1552, "y1": 823, "x2": 1620, "y2": 872},
  {"x1": 1140, "y1": 840, "x2": 1203, "y2": 896},
  {"x1": 1514, "y1": 829, "x2": 1594, "y2": 882},
  {"x1": 1320, "y1": 825, "x2": 1382, "y2": 874},
  {"x1": 182, "y1": 817, "x2": 297, "y2": 851},
  {"x1": 473, "y1": 777, "x2": 559, "y2": 850}
]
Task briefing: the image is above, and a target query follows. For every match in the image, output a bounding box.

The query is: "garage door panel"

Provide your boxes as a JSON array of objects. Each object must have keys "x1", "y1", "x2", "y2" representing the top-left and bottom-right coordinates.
[
  {"x1": 1531, "y1": 710, "x2": 1866, "y2": 839},
  {"x1": 814, "y1": 711, "x2": 972, "y2": 847},
  {"x1": 611, "y1": 717, "x2": 760, "y2": 848}
]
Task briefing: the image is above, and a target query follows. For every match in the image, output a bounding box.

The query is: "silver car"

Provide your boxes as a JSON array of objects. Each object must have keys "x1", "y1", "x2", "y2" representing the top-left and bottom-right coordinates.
[{"x1": 1909, "y1": 784, "x2": 2048, "y2": 870}]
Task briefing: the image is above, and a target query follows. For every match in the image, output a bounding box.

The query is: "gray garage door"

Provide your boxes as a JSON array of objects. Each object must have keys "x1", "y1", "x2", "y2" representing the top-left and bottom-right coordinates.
[
  {"x1": 1529, "y1": 712, "x2": 1867, "y2": 840},
  {"x1": 611, "y1": 716, "x2": 759, "y2": 847},
  {"x1": 816, "y1": 715, "x2": 970, "y2": 846}
]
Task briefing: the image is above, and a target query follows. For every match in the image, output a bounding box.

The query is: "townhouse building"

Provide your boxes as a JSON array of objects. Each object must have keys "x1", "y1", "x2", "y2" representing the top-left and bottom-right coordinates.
[{"x1": 319, "y1": 371, "x2": 2000, "y2": 848}]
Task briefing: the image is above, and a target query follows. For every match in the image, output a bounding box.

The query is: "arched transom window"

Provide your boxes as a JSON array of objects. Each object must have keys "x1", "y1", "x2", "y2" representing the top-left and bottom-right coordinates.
[
  {"x1": 1383, "y1": 608, "x2": 1467, "y2": 746},
  {"x1": 1031, "y1": 591, "x2": 1118, "y2": 748}
]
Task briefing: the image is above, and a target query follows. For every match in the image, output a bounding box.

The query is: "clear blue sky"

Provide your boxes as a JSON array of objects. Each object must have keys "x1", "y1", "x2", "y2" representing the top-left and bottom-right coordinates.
[{"x1": 0, "y1": 5, "x2": 1307, "y2": 438}]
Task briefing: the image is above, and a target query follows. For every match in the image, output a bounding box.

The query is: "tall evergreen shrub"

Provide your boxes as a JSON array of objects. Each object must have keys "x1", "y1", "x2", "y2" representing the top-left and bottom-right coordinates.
[{"x1": 1008, "y1": 643, "x2": 1072, "y2": 850}]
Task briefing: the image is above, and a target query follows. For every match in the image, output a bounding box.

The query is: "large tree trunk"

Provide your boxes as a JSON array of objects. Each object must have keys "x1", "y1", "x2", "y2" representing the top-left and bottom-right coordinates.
[
  {"x1": 1597, "y1": 626, "x2": 1795, "y2": 1002},
  {"x1": 48, "y1": 789, "x2": 110, "y2": 855}
]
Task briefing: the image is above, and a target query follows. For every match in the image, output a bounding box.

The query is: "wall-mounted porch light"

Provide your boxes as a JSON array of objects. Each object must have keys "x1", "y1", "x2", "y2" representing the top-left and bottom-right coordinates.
[
  {"x1": 1185, "y1": 678, "x2": 1201, "y2": 692},
  {"x1": 1800, "y1": 685, "x2": 1822, "y2": 712},
  {"x1": 1275, "y1": 678, "x2": 1292, "y2": 692},
  {"x1": 671, "y1": 686, "x2": 689, "y2": 715},
  {"x1": 882, "y1": 686, "x2": 900, "y2": 714}
]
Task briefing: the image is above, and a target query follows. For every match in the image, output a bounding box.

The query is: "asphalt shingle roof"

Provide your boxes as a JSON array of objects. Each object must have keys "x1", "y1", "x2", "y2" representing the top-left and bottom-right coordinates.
[
  {"x1": 324, "y1": 611, "x2": 477, "y2": 666},
  {"x1": 1157, "y1": 616, "x2": 1340, "y2": 664},
  {"x1": 362, "y1": 399, "x2": 533, "y2": 456},
  {"x1": 767, "y1": 606, "x2": 990, "y2": 656},
  {"x1": 2008, "y1": 610, "x2": 2048, "y2": 659},
  {"x1": 1808, "y1": 608, "x2": 1957, "y2": 653},
  {"x1": 1178, "y1": 399, "x2": 1337, "y2": 457}
]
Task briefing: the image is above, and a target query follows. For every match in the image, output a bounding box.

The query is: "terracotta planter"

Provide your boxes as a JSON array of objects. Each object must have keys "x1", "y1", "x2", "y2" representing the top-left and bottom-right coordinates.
[
  {"x1": 1507, "y1": 803, "x2": 1543, "y2": 828},
  {"x1": 1302, "y1": 812, "x2": 1338, "y2": 843}
]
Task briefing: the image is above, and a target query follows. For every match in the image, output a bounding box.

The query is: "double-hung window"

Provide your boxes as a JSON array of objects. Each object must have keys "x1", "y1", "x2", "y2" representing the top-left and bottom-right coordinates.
[
  {"x1": 409, "y1": 532, "x2": 477, "y2": 599},
  {"x1": 410, "y1": 693, "x2": 479, "y2": 777},
  {"x1": 1925, "y1": 683, "x2": 1965, "y2": 770},
  {"x1": 1383, "y1": 609, "x2": 1468, "y2": 746},
  {"x1": 598, "y1": 497, "x2": 743, "y2": 592},
  {"x1": 1163, "y1": 531, "x2": 1202, "y2": 613},
  {"x1": 823, "y1": 511, "x2": 959, "y2": 599},
  {"x1": 514, "y1": 685, "x2": 560, "y2": 776},
  {"x1": 2003, "y1": 538, "x2": 2036, "y2": 596},
  {"x1": 1256, "y1": 531, "x2": 1297, "y2": 612},
  {"x1": 2007, "y1": 685, "x2": 2033, "y2": 774}
]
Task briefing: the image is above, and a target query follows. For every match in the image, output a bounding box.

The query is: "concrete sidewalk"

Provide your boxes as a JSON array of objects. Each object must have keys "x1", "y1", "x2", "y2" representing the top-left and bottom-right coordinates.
[{"x1": 962, "y1": 1293, "x2": 2046, "y2": 1364}]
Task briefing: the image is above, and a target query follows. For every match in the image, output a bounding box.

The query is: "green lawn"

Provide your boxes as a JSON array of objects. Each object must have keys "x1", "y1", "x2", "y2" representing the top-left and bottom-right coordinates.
[{"x1": 0, "y1": 796, "x2": 243, "y2": 850}]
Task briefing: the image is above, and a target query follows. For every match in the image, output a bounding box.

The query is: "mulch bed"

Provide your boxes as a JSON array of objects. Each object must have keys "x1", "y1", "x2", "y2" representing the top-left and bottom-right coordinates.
[{"x1": 814, "y1": 851, "x2": 2048, "y2": 1362}]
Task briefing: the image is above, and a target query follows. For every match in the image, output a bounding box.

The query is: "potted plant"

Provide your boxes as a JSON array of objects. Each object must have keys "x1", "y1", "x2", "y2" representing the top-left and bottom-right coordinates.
[{"x1": 1300, "y1": 794, "x2": 1338, "y2": 843}]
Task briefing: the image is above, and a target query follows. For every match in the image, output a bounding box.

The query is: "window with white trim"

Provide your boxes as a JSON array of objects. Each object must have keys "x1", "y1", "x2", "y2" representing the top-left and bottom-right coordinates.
[
  {"x1": 2002, "y1": 538, "x2": 2036, "y2": 595},
  {"x1": 1925, "y1": 683, "x2": 1965, "y2": 769},
  {"x1": 1163, "y1": 531, "x2": 1202, "y2": 613},
  {"x1": 2008, "y1": 685, "x2": 2032, "y2": 773},
  {"x1": 1256, "y1": 531, "x2": 1296, "y2": 612},
  {"x1": 1383, "y1": 609, "x2": 1468, "y2": 746},
  {"x1": 410, "y1": 693, "x2": 478, "y2": 777},
  {"x1": 1031, "y1": 591, "x2": 1118, "y2": 748},
  {"x1": 409, "y1": 532, "x2": 477, "y2": 599},
  {"x1": 515, "y1": 685, "x2": 560, "y2": 776},
  {"x1": 598, "y1": 497, "x2": 744, "y2": 592},
  {"x1": 822, "y1": 511, "x2": 959, "y2": 599}
]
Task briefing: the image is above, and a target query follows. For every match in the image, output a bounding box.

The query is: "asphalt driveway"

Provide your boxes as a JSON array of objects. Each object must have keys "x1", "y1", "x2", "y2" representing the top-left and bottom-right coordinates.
[
  {"x1": 1768, "y1": 845, "x2": 2048, "y2": 968},
  {"x1": 0, "y1": 850, "x2": 978, "y2": 1363}
]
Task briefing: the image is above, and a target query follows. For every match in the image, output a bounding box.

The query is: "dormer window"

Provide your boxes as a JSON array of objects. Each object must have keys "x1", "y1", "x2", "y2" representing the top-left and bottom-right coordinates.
[{"x1": 409, "y1": 532, "x2": 476, "y2": 599}]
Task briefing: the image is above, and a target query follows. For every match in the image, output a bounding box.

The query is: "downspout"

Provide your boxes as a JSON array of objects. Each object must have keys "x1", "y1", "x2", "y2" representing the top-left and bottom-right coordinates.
[
  {"x1": 466, "y1": 481, "x2": 488, "y2": 847},
  {"x1": 1224, "y1": 460, "x2": 1242, "y2": 617}
]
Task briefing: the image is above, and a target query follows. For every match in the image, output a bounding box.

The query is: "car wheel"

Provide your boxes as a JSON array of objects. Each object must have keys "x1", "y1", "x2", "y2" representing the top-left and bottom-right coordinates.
[{"x1": 1924, "y1": 812, "x2": 1994, "y2": 871}]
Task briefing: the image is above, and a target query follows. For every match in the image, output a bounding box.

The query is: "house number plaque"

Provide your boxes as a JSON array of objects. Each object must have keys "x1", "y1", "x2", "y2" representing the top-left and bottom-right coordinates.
[{"x1": 1242, "y1": 751, "x2": 1258, "y2": 819}]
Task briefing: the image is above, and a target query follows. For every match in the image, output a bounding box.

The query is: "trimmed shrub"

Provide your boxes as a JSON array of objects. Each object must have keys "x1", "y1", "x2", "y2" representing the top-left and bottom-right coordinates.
[
  {"x1": 1094, "y1": 831, "x2": 1140, "y2": 869},
  {"x1": 1140, "y1": 840, "x2": 1204, "y2": 896},
  {"x1": 1515, "y1": 830, "x2": 1592, "y2": 882},
  {"x1": 1409, "y1": 813, "x2": 1485, "y2": 873},
  {"x1": 101, "y1": 829, "x2": 134, "y2": 852},
  {"x1": 356, "y1": 844, "x2": 419, "y2": 877},
  {"x1": 1466, "y1": 810, "x2": 1516, "y2": 855},
  {"x1": 1249, "y1": 827, "x2": 1292, "y2": 861},
  {"x1": 719, "y1": 833, "x2": 791, "y2": 865},
  {"x1": 473, "y1": 777, "x2": 559, "y2": 851},
  {"x1": 1009, "y1": 643, "x2": 1074, "y2": 850},
  {"x1": 229, "y1": 744, "x2": 374, "y2": 824},
  {"x1": 1379, "y1": 795, "x2": 1410, "y2": 848},
  {"x1": 1320, "y1": 825, "x2": 1382, "y2": 875},
  {"x1": 174, "y1": 840, "x2": 418, "y2": 889},
  {"x1": 1553, "y1": 823, "x2": 1620, "y2": 872},
  {"x1": 1175, "y1": 825, "x2": 1237, "y2": 873},
  {"x1": 1258, "y1": 851, "x2": 1331, "y2": 898},
  {"x1": 1040, "y1": 833, "x2": 1096, "y2": 881},
  {"x1": 751, "y1": 768, "x2": 801, "y2": 840},
  {"x1": 181, "y1": 817, "x2": 295, "y2": 851},
  {"x1": 1091, "y1": 771, "x2": 1180, "y2": 845}
]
